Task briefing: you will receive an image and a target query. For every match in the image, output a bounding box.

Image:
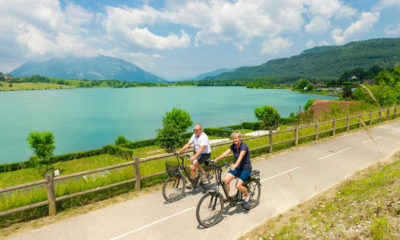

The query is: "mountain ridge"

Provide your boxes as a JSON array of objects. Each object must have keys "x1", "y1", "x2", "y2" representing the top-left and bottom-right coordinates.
[
  {"x1": 213, "y1": 38, "x2": 400, "y2": 80},
  {"x1": 11, "y1": 55, "x2": 166, "y2": 83}
]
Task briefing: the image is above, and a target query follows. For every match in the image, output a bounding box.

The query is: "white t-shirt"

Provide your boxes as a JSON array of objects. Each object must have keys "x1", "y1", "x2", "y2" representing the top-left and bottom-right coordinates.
[{"x1": 189, "y1": 132, "x2": 211, "y2": 154}]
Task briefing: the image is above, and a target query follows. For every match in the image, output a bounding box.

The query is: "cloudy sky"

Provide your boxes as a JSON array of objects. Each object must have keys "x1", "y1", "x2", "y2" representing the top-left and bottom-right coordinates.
[{"x1": 0, "y1": 0, "x2": 399, "y2": 80}]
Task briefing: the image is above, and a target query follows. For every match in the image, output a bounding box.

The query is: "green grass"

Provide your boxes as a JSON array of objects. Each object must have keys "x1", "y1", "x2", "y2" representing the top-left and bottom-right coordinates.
[
  {"x1": 0, "y1": 82, "x2": 76, "y2": 91},
  {"x1": 260, "y1": 157, "x2": 400, "y2": 240}
]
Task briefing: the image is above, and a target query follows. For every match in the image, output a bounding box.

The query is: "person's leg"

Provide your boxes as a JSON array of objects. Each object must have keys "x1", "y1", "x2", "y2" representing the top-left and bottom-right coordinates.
[
  {"x1": 190, "y1": 164, "x2": 196, "y2": 179},
  {"x1": 223, "y1": 172, "x2": 236, "y2": 197},
  {"x1": 235, "y1": 179, "x2": 250, "y2": 202},
  {"x1": 193, "y1": 160, "x2": 206, "y2": 175},
  {"x1": 235, "y1": 170, "x2": 251, "y2": 202}
]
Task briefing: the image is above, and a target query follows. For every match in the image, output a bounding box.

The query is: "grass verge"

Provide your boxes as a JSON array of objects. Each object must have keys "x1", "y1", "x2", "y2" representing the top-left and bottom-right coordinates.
[{"x1": 240, "y1": 152, "x2": 400, "y2": 240}]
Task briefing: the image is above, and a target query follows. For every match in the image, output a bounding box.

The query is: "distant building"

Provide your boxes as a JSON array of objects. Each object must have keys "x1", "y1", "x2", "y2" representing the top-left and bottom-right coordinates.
[{"x1": 4, "y1": 75, "x2": 12, "y2": 80}]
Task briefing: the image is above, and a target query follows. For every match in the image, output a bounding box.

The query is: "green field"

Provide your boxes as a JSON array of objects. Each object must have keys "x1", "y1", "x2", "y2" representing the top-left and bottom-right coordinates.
[{"x1": 0, "y1": 82, "x2": 76, "y2": 91}]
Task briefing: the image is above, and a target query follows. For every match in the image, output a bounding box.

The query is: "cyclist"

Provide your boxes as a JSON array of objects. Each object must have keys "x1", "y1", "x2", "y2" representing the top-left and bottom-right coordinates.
[
  {"x1": 213, "y1": 131, "x2": 252, "y2": 205},
  {"x1": 176, "y1": 124, "x2": 211, "y2": 188}
]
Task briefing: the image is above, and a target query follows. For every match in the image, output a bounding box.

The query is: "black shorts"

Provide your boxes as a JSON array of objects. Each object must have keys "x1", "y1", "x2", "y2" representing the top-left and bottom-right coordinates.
[{"x1": 196, "y1": 153, "x2": 211, "y2": 165}]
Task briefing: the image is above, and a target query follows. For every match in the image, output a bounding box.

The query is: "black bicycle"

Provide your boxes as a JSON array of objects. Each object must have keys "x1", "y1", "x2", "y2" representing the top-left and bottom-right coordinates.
[
  {"x1": 162, "y1": 154, "x2": 214, "y2": 203},
  {"x1": 196, "y1": 162, "x2": 261, "y2": 228}
]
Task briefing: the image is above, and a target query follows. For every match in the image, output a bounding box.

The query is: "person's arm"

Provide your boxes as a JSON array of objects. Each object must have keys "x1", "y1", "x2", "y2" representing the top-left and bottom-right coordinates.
[
  {"x1": 190, "y1": 145, "x2": 205, "y2": 161},
  {"x1": 231, "y1": 150, "x2": 246, "y2": 170},
  {"x1": 176, "y1": 142, "x2": 191, "y2": 155},
  {"x1": 214, "y1": 149, "x2": 232, "y2": 162}
]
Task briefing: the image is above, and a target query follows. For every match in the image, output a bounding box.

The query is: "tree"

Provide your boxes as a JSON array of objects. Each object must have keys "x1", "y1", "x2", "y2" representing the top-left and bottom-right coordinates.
[
  {"x1": 115, "y1": 136, "x2": 128, "y2": 145},
  {"x1": 294, "y1": 78, "x2": 311, "y2": 90},
  {"x1": 156, "y1": 108, "x2": 192, "y2": 152},
  {"x1": 162, "y1": 107, "x2": 193, "y2": 133},
  {"x1": 27, "y1": 131, "x2": 56, "y2": 175},
  {"x1": 254, "y1": 105, "x2": 280, "y2": 130}
]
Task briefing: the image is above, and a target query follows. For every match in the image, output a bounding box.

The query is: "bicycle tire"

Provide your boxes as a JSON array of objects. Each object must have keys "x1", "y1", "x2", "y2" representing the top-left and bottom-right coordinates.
[
  {"x1": 241, "y1": 179, "x2": 261, "y2": 210},
  {"x1": 196, "y1": 192, "x2": 224, "y2": 228},
  {"x1": 162, "y1": 175, "x2": 186, "y2": 203}
]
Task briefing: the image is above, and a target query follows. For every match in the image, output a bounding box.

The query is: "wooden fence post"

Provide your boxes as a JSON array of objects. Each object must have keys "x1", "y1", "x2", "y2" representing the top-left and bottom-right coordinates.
[
  {"x1": 315, "y1": 122, "x2": 319, "y2": 140},
  {"x1": 294, "y1": 126, "x2": 299, "y2": 146},
  {"x1": 46, "y1": 172, "x2": 56, "y2": 216},
  {"x1": 332, "y1": 118, "x2": 336, "y2": 136},
  {"x1": 134, "y1": 156, "x2": 141, "y2": 191},
  {"x1": 379, "y1": 109, "x2": 382, "y2": 122},
  {"x1": 387, "y1": 108, "x2": 390, "y2": 121},
  {"x1": 346, "y1": 115, "x2": 350, "y2": 132},
  {"x1": 269, "y1": 130, "x2": 273, "y2": 153},
  {"x1": 394, "y1": 104, "x2": 397, "y2": 119},
  {"x1": 369, "y1": 111, "x2": 372, "y2": 125},
  {"x1": 359, "y1": 114, "x2": 362, "y2": 128}
]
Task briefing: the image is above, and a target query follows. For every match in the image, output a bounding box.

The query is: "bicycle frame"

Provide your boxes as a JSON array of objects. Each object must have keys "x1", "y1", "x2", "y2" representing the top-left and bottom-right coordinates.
[
  {"x1": 176, "y1": 155, "x2": 201, "y2": 186},
  {"x1": 208, "y1": 163, "x2": 243, "y2": 207}
]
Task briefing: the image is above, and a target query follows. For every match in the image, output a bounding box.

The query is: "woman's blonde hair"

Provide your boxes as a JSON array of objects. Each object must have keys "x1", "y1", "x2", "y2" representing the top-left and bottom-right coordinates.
[{"x1": 231, "y1": 131, "x2": 242, "y2": 139}]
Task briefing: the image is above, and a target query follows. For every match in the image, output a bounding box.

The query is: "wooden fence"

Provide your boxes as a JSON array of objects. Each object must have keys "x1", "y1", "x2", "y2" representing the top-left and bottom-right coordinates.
[{"x1": 0, "y1": 105, "x2": 398, "y2": 217}]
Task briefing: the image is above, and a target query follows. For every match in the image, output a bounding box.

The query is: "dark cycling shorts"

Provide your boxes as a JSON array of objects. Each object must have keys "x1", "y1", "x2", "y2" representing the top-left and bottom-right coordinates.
[
  {"x1": 228, "y1": 168, "x2": 251, "y2": 182},
  {"x1": 196, "y1": 153, "x2": 211, "y2": 165}
]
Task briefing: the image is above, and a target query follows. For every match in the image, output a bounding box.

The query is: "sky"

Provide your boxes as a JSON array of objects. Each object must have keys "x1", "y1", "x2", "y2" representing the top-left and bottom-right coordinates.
[{"x1": 0, "y1": 0, "x2": 400, "y2": 81}]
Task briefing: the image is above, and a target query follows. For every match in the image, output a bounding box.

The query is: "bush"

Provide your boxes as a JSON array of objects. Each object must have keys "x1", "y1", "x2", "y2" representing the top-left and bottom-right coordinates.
[
  {"x1": 102, "y1": 145, "x2": 134, "y2": 159},
  {"x1": 49, "y1": 148, "x2": 106, "y2": 163},
  {"x1": 27, "y1": 131, "x2": 56, "y2": 175},
  {"x1": 303, "y1": 98, "x2": 317, "y2": 111},
  {"x1": 156, "y1": 123, "x2": 187, "y2": 153},
  {"x1": 156, "y1": 108, "x2": 192, "y2": 153},
  {"x1": 115, "y1": 136, "x2": 128, "y2": 145},
  {"x1": 203, "y1": 128, "x2": 234, "y2": 137},
  {"x1": 280, "y1": 117, "x2": 299, "y2": 125},
  {"x1": 162, "y1": 107, "x2": 193, "y2": 132},
  {"x1": 254, "y1": 105, "x2": 281, "y2": 130},
  {"x1": 121, "y1": 139, "x2": 157, "y2": 149}
]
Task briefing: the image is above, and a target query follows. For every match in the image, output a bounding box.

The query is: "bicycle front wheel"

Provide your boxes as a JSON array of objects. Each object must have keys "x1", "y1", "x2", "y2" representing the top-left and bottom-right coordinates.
[
  {"x1": 196, "y1": 192, "x2": 224, "y2": 228},
  {"x1": 162, "y1": 175, "x2": 186, "y2": 203}
]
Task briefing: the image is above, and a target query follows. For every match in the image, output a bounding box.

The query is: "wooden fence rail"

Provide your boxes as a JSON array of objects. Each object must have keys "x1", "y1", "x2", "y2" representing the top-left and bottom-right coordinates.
[{"x1": 1, "y1": 106, "x2": 399, "y2": 217}]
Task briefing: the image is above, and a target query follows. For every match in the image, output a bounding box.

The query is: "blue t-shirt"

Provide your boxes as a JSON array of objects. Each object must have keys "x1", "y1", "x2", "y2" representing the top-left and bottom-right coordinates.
[{"x1": 230, "y1": 141, "x2": 252, "y2": 171}]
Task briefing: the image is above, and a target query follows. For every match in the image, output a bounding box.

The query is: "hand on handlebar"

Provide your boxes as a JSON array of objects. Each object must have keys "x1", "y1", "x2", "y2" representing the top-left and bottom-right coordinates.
[{"x1": 230, "y1": 164, "x2": 236, "y2": 171}]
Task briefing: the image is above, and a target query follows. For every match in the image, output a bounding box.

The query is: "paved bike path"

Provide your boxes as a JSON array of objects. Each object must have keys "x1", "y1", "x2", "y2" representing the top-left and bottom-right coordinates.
[{"x1": 7, "y1": 120, "x2": 400, "y2": 240}]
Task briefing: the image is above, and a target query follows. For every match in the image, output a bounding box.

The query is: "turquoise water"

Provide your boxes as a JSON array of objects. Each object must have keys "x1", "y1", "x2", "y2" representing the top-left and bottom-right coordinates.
[{"x1": 0, "y1": 87, "x2": 335, "y2": 164}]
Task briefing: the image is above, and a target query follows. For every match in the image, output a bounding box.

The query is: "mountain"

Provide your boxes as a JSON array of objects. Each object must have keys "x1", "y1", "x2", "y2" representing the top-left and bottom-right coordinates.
[
  {"x1": 192, "y1": 68, "x2": 235, "y2": 80},
  {"x1": 214, "y1": 38, "x2": 400, "y2": 80},
  {"x1": 11, "y1": 55, "x2": 166, "y2": 83}
]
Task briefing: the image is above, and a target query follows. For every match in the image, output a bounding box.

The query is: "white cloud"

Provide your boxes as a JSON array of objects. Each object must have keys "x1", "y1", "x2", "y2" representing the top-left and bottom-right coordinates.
[
  {"x1": 331, "y1": 12, "x2": 380, "y2": 44},
  {"x1": 385, "y1": 24, "x2": 400, "y2": 36},
  {"x1": 303, "y1": 0, "x2": 356, "y2": 33},
  {"x1": 305, "y1": 16, "x2": 331, "y2": 33},
  {"x1": 375, "y1": 0, "x2": 400, "y2": 10},
  {"x1": 261, "y1": 37, "x2": 293, "y2": 55}
]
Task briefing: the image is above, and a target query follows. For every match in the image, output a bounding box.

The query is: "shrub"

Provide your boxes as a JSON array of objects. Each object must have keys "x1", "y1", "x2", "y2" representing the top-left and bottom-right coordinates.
[
  {"x1": 303, "y1": 98, "x2": 317, "y2": 111},
  {"x1": 156, "y1": 108, "x2": 192, "y2": 153},
  {"x1": 27, "y1": 131, "x2": 56, "y2": 175},
  {"x1": 162, "y1": 107, "x2": 193, "y2": 132},
  {"x1": 203, "y1": 128, "x2": 234, "y2": 137},
  {"x1": 254, "y1": 105, "x2": 281, "y2": 130},
  {"x1": 115, "y1": 136, "x2": 128, "y2": 145},
  {"x1": 156, "y1": 123, "x2": 187, "y2": 153}
]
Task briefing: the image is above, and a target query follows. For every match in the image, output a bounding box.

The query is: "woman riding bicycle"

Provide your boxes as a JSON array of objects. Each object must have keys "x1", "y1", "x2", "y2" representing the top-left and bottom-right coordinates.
[{"x1": 214, "y1": 131, "x2": 252, "y2": 205}]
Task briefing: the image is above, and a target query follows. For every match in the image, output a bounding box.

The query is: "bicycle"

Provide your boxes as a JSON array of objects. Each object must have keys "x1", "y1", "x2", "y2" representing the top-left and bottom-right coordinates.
[
  {"x1": 196, "y1": 161, "x2": 261, "y2": 228},
  {"x1": 162, "y1": 154, "x2": 214, "y2": 203}
]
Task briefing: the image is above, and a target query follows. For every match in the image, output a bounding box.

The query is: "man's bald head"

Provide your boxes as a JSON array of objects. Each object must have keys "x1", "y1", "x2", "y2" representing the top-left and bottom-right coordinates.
[{"x1": 194, "y1": 124, "x2": 202, "y2": 137}]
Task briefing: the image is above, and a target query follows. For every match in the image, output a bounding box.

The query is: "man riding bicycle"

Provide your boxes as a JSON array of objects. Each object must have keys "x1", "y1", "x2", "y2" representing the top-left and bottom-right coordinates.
[{"x1": 176, "y1": 124, "x2": 211, "y2": 188}]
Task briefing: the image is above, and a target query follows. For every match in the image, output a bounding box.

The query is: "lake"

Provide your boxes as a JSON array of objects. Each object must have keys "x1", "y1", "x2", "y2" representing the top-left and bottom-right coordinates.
[{"x1": 0, "y1": 87, "x2": 335, "y2": 164}]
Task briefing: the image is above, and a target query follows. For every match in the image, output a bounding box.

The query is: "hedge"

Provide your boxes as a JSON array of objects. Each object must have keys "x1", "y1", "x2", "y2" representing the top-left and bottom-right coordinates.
[
  {"x1": 121, "y1": 139, "x2": 157, "y2": 149},
  {"x1": 49, "y1": 148, "x2": 106, "y2": 164},
  {"x1": 102, "y1": 145, "x2": 134, "y2": 160},
  {"x1": 203, "y1": 128, "x2": 234, "y2": 137},
  {"x1": 0, "y1": 161, "x2": 32, "y2": 173},
  {"x1": 280, "y1": 117, "x2": 299, "y2": 125}
]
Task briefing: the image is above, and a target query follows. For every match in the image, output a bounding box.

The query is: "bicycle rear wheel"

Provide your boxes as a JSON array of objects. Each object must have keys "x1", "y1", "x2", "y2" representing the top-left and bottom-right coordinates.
[
  {"x1": 196, "y1": 192, "x2": 224, "y2": 228},
  {"x1": 242, "y1": 179, "x2": 261, "y2": 210},
  {"x1": 162, "y1": 175, "x2": 186, "y2": 203}
]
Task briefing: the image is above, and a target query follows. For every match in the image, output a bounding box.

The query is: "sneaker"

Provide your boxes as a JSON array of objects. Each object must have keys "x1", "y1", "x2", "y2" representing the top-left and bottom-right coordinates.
[
  {"x1": 244, "y1": 193, "x2": 252, "y2": 205},
  {"x1": 186, "y1": 182, "x2": 193, "y2": 189}
]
